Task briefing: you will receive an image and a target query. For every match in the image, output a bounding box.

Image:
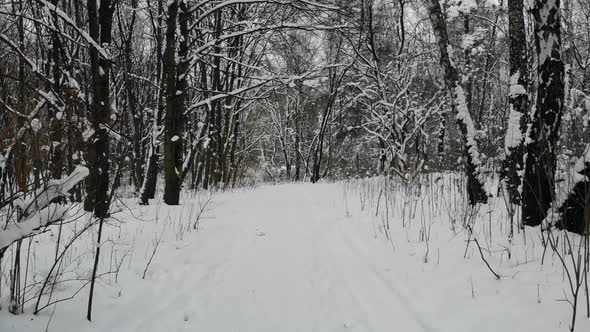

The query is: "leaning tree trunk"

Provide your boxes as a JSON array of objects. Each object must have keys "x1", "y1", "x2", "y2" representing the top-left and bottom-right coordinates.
[
  {"x1": 522, "y1": 0, "x2": 565, "y2": 227},
  {"x1": 501, "y1": 0, "x2": 529, "y2": 204},
  {"x1": 84, "y1": 0, "x2": 113, "y2": 218},
  {"x1": 427, "y1": 0, "x2": 487, "y2": 205}
]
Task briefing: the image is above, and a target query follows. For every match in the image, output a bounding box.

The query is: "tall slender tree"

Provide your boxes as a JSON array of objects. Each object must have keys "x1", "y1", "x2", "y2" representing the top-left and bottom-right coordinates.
[
  {"x1": 427, "y1": 0, "x2": 488, "y2": 205},
  {"x1": 84, "y1": 0, "x2": 114, "y2": 218},
  {"x1": 85, "y1": 0, "x2": 115, "y2": 322},
  {"x1": 501, "y1": 0, "x2": 529, "y2": 204},
  {"x1": 162, "y1": 0, "x2": 186, "y2": 205}
]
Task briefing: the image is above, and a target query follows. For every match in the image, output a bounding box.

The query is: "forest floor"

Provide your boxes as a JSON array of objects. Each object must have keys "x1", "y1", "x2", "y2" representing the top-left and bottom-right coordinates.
[{"x1": 1, "y1": 180, "x2": 590, "y2": 331}]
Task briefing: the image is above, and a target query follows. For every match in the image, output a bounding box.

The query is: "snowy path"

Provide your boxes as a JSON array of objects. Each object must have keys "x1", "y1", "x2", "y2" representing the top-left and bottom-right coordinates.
[
  {"x1": 118, "y1": 183, "x2": 432, "y2": 332},
  {"x1": 3, "y1": 182, "x2": 589, "y2": 331}
]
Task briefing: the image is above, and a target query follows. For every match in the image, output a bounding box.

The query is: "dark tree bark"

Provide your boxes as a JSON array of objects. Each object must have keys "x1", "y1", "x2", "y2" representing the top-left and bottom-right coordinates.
[
  {"x1": 522, "y1": 0, "x2": 565, "y2": 226},
  {"x1": 162, "y1": 0, "x2": 188, "y2": 205},
  {"x1": 15, "y1": 0, "x2": 28, "y2": 193},
  {"x1": 162, "y1": 0, "x2": 180, "y2": 205},
  {"x1": 226, "y1": 114, "x2": 240, "y2": 186},
  {"x1": 427, "y1": 0, "x2": 487, "y2": 205},
  {"x1": 214, "y1": 11, "x2": 224, "y2": 186},
  {"x1": 86, "y1": 0, "x2": 114, "y2": 321},
  {"x1": 206, "y1": 10, "x2": 223, "y2": 187},
  {"x1": 84, "y1": 0, "x2": 113, "y2": 218},
  {"x1": 555, "y1": 148, "x2": 589, "y2": 234},
  {"x1": 48, "y1": 0, "x2": 64, "y2": 181},
  {"x1": 437, "y1": 113, "x2": 446, "y2": 158},
  {"x1": 501, "y1": 0, "x2": 529, "y2": 204},
  {"x1": 294, "y1": 85, "x2": 302, "y2": 181}
]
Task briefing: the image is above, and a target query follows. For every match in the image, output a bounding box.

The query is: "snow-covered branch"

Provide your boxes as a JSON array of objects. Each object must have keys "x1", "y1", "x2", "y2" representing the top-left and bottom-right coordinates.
[
  {"x1": 0, "y1": 204, "x2": 69, "y2": 251},
  {"x1": 186, "y1": 79, "x2": 270, "y2": 113},
  {"x1": 0, "y1": 167, "x2": 89, "y2": 251},
  {"x1": 35, "y1": 0, "x2": 111, "y2": 61}
]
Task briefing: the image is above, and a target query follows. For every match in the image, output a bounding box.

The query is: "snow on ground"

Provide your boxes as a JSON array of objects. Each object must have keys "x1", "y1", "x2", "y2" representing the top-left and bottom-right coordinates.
[{"x1": 1, "y1": 178, "x2": 590, "y2": 331}]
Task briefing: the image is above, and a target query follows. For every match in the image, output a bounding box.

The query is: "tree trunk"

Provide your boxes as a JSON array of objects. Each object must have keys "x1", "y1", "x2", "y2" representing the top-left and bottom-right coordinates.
[
  {"x1": 555, "y1": 145, "x2": 590, "y2": 234},
  {"x1": 84, "y1": 0, "x2": 113, "y2": 218},
  {"x1": 49, "y1": 0, "x2": 64, "y2": 181},
  {"x1": 522, "y1": 0, "x2": 565, "y2": 226},
  {"x1": 501, "y1": 0, "x2": 529, "y2": 204},
  {"x1": 162, "y1": 0, "x2": 187, "y2": 205},
  {"x1": 210, "y1": 10, "x2": 223, "y2": 187},
  {"x1": 427, "y1": 0, "x2": 488, "y2": 205}
]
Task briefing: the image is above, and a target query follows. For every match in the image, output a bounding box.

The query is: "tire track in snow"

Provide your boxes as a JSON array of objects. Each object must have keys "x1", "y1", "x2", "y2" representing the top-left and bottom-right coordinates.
[
  {"x1": 335, "y1": 224, "x2": 437, "y2": 332},
  {"x1": 320, "y1": 232, "x2": 384, "y2": 332}
]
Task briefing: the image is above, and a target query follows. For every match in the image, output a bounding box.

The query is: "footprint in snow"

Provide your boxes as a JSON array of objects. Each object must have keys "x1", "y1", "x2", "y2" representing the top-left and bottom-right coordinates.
[{"x1": 342, "y1": 320, "x2": 355, "y2": 328}]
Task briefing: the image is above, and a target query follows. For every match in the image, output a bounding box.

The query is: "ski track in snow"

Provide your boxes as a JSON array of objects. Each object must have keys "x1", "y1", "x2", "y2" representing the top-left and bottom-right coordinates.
[{"x1": 2, "y1": 182, "x2": 590, "y2": 331}]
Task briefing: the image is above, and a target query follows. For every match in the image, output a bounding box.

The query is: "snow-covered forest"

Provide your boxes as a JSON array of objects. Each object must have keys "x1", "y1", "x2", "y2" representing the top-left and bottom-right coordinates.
[{"x1": 1, "y1": 0, "x2": 590, "y2": 331}]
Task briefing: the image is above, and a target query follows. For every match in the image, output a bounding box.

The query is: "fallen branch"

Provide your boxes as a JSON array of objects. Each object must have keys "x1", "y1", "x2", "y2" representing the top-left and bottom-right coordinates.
[{"x1": 467, "y1": 225, "x2": 501, "y2": 280}]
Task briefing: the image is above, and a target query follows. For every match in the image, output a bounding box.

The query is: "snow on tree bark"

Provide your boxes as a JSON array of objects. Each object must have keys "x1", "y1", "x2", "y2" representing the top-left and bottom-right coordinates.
[
  {"x1": 0, "y1": 166, "x2": 89, "y2": 253},
  {"x1": 553, "y1": 145, "x2": 590, "y2": 234},
  {"x1": 522, "y1": 0, "x2": 565, "y2": 227},
  {"x1": 427, "y1": 0, "x2": 488, "y2": 205},
  {"x1": 501, "y1": 0, "x2": 529, "y2": 204}
]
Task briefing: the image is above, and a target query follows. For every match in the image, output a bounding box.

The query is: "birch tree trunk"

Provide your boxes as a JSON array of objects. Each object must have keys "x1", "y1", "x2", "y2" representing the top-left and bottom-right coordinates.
[
  {"x1": 555, "y1": 145, "x2": 590, "y2": 234},
  {"x1": 427, "y1": 0, "x2": 488, "y2": 205},
  {"x1": 522, "y1": 0, "x2": 565, "y2": 226}
]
